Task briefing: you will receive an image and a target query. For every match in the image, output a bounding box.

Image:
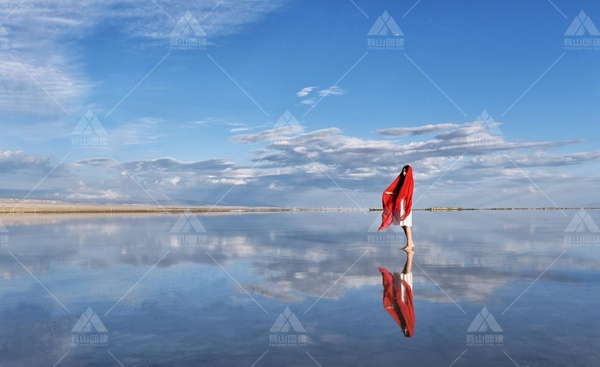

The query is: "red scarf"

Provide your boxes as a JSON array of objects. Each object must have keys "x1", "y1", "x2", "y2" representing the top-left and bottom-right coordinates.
[
  {"x1": 378, "y1": 266, "x2": 415, "y2": 337},
  {"x1": 378, "y1": 166, "x2": 414, "y2": 232}
]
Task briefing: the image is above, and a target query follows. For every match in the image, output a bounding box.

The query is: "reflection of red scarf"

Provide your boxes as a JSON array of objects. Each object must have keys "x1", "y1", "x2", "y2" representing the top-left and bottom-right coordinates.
[
  {"x1": 378, "y1": 166, "x2": 414, "y2": 232},
  {"x1": 378, "y1": 266, "x2": 415, "y2": 337}
]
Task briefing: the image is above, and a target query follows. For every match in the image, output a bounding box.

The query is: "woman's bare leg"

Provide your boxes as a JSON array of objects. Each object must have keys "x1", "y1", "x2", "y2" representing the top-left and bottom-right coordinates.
[
  {"x1": 402, "y1": 248, "x2": 414, "y2": 274},
  {"x1": 401, "y1": 226, "x2": 415, "y2": 251}
]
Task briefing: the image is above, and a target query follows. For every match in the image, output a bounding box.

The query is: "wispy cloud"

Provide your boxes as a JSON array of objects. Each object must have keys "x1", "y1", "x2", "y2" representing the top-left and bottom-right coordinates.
[
  {"x1": 0, "y1": 0, "x2": 291, "y2": 116},
  {"x1": 109, "y1": 117, "x2": 170, "y2": 146},
  {"x1": 0, "y1": 55, "x2": 91, "y2": 116},
  {"x1": 296, "y1": 86, "x2": 315, "y2": 97},
  {"x1": 375, "y1": 123, "x2": 459, "y2": 137},
  {"x1": 229, "y1": 127, "x2": 253, "y2": 133},
  {"x1": 297, "y1": 85, "x2": 345, "y2": 105},
  {"x1": 318, "y1": 86, "x2": 345, "y2": 97},
  {"x1": 5, "y1": 119, "x2": 600, "y2": 207},
  {"x1": 229, "y1": 122, "x2": 596, "y2": 189}
]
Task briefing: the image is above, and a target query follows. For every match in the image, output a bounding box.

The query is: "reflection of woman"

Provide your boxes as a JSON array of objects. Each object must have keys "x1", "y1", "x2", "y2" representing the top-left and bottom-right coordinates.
[
  {"x1": 378, "y1": 249, "x2": 415, "y2": 337},
  {"x1": 378, "y1": 165, "x2": 415, "y2": 251}
]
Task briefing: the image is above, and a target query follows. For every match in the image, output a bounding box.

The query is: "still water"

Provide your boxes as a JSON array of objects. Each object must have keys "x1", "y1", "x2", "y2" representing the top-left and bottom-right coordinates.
[{"x1": 1, "y1": 210, "x2": 599, "y2": 366}]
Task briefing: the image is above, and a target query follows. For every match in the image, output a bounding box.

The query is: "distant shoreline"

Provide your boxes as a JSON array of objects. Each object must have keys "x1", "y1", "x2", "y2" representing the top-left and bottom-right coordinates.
[{"x1": 0, "y1": 200, "x2": 596, "y2": 215}]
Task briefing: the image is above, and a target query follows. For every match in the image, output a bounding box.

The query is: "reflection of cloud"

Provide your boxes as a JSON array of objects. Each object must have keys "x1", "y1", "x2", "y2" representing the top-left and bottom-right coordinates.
[
  {"x1": 1, "y1": 212, "x2": 598, "y2": 308},
  {"x1": 241, "y1": 283, "x2": 303, "y2": 302},
  {"x1": 0, "y1": 303, "x2": 72, "y2": 366}
]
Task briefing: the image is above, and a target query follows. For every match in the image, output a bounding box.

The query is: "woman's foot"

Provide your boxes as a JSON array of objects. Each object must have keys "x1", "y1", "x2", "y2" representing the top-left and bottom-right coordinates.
[{"x1": 401, "y1": 242, "x2": 415, "y2": 251}]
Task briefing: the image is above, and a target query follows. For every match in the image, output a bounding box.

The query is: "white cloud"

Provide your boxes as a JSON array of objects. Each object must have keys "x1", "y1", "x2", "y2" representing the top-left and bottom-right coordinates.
[
  {"x1": 229, "y1": 127, "x2": 253, "y2": 133},
  {"x1": 0, "y1": 150, "x2": 50, "y2": 173},
  {"x1": 318, "y1": 86, "x2": 345, "y2": 97},
  {"x1": 5, "y1": 118, "x2": 600, "y2": 207},
  {"x1": 107, "y1": 117, "x2": 170, "y2": 146},
  {"x1": 227, "y1": 121, "x2": 600, "y2": 200},
  {"x1": 0, "y1": 55, "x2": 91, "y2": 116},
  {"x1": 0, "y1": 0, "x2": 291, "y2": 116},
  {"x1": 375, "y1": 123, "x2": 459, "y2": 137},
  {"x1": 268, "y1": 183, "x2": 287, "y2": 190},
  {"x1": 296, "y1": 86, "x2": 315, "y2": 97},
  {"x1": 66, "y1": 181, "x2": 129, "y2": 201},
  {"x1": 297, "y1": 86, "x2": 344, "y2": 105}
]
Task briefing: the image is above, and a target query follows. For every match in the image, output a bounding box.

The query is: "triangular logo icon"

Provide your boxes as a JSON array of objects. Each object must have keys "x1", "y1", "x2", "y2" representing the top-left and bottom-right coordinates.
[
  {"x1": 0, "y1": 21, "x2": 8, "y2": 36},
  {"x1": 273, "y1": 110, "x2": 304, "y2": 136},
  {"x1": 474, "y1": 110, "x2": 502, "y2": 136},
  {"x1": 171, "y1": 211, "x2": 206, "y2": 233},
  {"x1": 270, "y1": 307, "x2": 306, "y2": 332},
  {"x1": 565, "y1": 209, "x2": 600, "y2": 232},
  {"x1": 467, "y1": 307, "x2": 502, "y2": 332},
  {"x1": 72, "y1": 307, "x2": 108, "y2": 333},
  {"x1": 171, "y1": 11, "x2": 206, "y2": 37},
  {"x1": 565, "y1": 11, "x2": 600, "y2": 36},
  {"x1": 72, "y1": 110, "x2": 107, "y2": 135},
  {"x1": 367, "y1": 213, "x2": 403, "y2": 233},
  {"x1": 0, "y1": 219, "x2": 7, "y2": 233},
  {"x1": 368, "y1": 11, "x2": 403, "y2": 36}
]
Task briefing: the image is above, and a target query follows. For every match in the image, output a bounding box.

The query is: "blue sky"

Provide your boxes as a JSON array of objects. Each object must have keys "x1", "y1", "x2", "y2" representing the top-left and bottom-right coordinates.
[{"x1": 0, "y1": 0, "x2": 599, "y2": 208}]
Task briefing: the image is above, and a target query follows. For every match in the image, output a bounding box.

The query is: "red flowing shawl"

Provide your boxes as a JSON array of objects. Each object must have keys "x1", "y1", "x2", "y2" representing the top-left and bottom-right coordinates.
[
  {"x1": 378, "y1": 266, "x2": 415, "y2": 337},
  {"x1": 378, "y1": 166, "x2": 414, "y2": 232}
]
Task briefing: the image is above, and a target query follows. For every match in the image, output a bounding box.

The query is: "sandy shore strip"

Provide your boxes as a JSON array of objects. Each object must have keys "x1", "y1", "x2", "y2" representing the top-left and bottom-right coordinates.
[{"x1": 0, "y1": 199, "x2": 597, "y2": 215}]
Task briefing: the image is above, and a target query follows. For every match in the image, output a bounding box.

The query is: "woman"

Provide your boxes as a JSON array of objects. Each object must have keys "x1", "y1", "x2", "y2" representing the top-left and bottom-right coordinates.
[
  {"x1": 378, "y1": 165, "x2": 415, "y2": 251},
  {"x1": 378, "y1": 248, "x2": 415, "y2": 337}
]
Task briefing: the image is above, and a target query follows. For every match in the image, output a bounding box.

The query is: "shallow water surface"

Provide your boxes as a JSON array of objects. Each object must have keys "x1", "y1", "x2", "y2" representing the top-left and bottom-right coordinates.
[{"x1": 1, "y1": 210, "x2": 599, "y2": 366}]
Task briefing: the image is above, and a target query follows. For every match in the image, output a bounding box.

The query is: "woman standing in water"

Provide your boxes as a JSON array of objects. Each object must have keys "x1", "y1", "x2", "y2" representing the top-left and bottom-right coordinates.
[{"x1": 378, "y1": 165, "x2": 415, "y2": 251}]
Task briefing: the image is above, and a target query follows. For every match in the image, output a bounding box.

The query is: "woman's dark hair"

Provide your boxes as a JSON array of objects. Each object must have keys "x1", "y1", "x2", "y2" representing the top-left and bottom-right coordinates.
[{"x1": 394, "y1": 165, "x2": 411, "y2": 194}]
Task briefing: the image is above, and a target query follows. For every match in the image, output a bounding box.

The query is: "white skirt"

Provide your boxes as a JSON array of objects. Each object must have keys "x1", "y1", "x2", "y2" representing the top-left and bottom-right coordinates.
[
  {"x1": 393, "y1": 199, "x2": 412, "y2": 227},
  {"x1": 394, "y1": 272, "x2": 413, "y2": 303}
]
